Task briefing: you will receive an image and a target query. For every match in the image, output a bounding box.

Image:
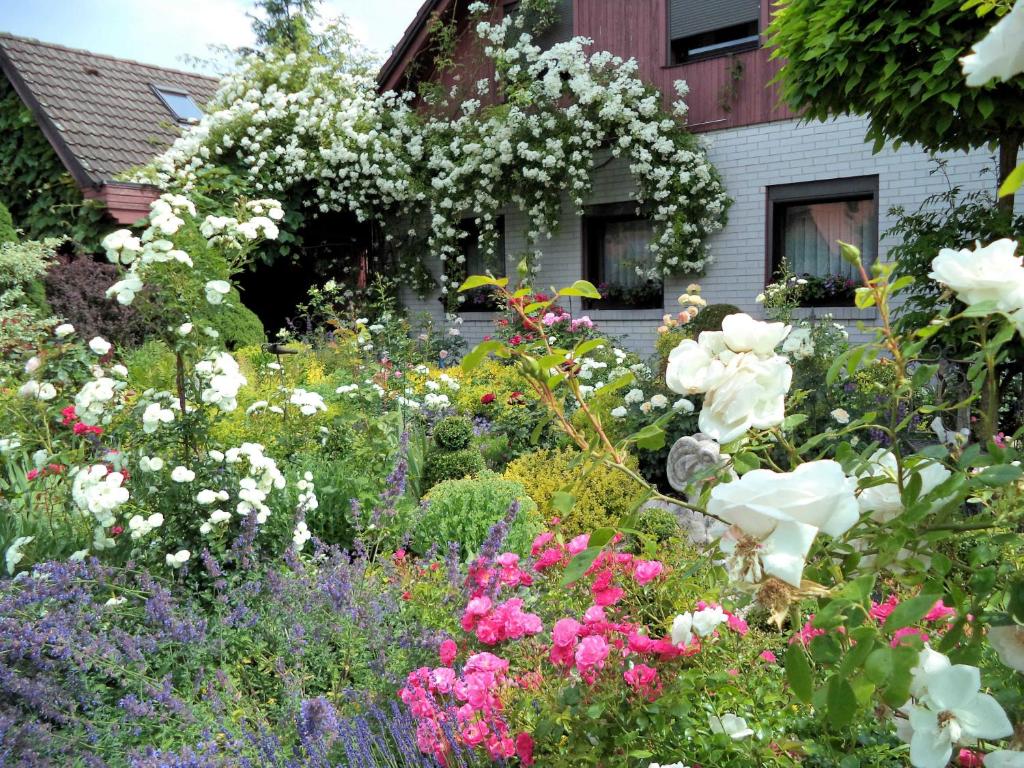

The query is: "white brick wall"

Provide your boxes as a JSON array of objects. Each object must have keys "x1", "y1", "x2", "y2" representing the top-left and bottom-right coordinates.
[{"x1": 399, "y1": 114, "x2": 1013, "y2": 357}]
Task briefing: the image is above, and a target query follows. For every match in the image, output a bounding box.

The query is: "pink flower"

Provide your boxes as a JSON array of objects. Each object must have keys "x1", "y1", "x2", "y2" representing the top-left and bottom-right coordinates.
[
  {"x1": 429, "y1": 667, "x2": 457, "y2": 693},
  {"x1": 789, "y1": 616, "x2": 826, "y2": 646},
  {"x1": 496, "y1": 552, "x2": 519, "y2": 568},
  {"x1": 515, "y1": 733, "x2": 535, "y2": 766},
  {"x1": 533, "y1": 547, "x2": 563, "y2": 571},
  {"x1": 481, "y1": 393, "x2": 496, "y2": 404},
  {"x1": 624, "y1": 663, "x2": 662, "y2": 700},
  {"x1": 958, "y1": 748, "x2": 985, "y2": 767},
  {"x1": 583, "y1": 605, "x2": 606, "y2": 623},
  {"x1": 891, "y1": 626, "x2": 929, "y2": 647},
  {"x1": 633, "y1": 559, "x2": 664, "y2": 585},
  {"x1": 592, "y1": 586, "x2": 625, "y2": 607},
  {"x1": 552, "y1": 618, "x2": 582, "y2": 647},
  {"x1": 924, "y1": 600, "x2": 956, "y2": 623},
  {"x1": 439, "y1": 639, "x2": 458, "y2": 667},
  {"x1": 759, "y1": 650, "x2": 778, "y2": 663},
  {"x1": 567, "y1": 533, "x2": 590, "y2": 555},
  {"x1": 462, "y1": 720, "x2": 489, "y2": 746},
  {"x1": 727, "y1": 613, "x2": 750, "y2": 636},
  {"x1": 575, "y1": 635, "x2": 609, "y2": 678},
  {"x1": 530, "y1": 532, "x2": 554, "y2": 555},
  {"x1": 26, "y1": 469, "x2": 40, "y2": 481},
  {"x1": 869, "y1": 594, "x2": 899, "y2": 623}
]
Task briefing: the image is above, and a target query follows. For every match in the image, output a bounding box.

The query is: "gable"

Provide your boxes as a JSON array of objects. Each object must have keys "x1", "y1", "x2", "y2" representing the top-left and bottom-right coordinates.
[{"x1": 0, "y1": 33, "x2": 219, "y2": 186}]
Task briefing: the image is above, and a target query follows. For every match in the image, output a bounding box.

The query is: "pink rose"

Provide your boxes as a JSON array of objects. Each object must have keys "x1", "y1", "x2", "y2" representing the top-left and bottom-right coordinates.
[
  {"x1": 575, "y1": 635, "x2": 609, "y2": 677},
  {"x1": 567, "y1": 533, "x2": 590, "y2": 555},
  {"x1": 515, "y1": 733, "x2": 535, "y2": 766},
  {"x1": 592, "y1": 586, "x2": 624, "y2": 607},
  {"x1": 869, "y1": 595, "x2": 899, "y2": 622},
  {"x1": 439, "y1": 639, "x2": 458, "y2": 667},
  {"x1": 552, "y1": 618, "x2": 582, "y2": 647},
  {"x1": 462, "y1": 720, "x2": 489, "y2": 746},
  {"x1": 583, "y1": 605, "x2": 606, "y2": 623},
  {"x1": 530, "y1": 532, "x2": 554, "y2": 555},
  {"x1": 759, "y1": 650, "x2": 778, "y2": 663},
  {"x1": 727, "y1": 612, "x2": 750, "y2": 636},
  {"x1": 633, "y1": 559, "x2": 664, "y2": 585},
  {"x1": 924, "y1": 600, "x2": 956, "y2": 623},
  {"x1": 891, "y1": 626, "x2": 929, "y2": 647},
  {"x1": 533, "y1": 547, "x2": 563, "y2": 571},
  {"x1": 496, "y1": 552, "x2": 519, "y2": 568}
]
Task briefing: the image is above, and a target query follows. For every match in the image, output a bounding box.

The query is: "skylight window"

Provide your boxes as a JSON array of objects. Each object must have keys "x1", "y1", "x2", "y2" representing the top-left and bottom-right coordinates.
[{"x1": 152, "y1": 85, "x2": 203, "y2": 123}]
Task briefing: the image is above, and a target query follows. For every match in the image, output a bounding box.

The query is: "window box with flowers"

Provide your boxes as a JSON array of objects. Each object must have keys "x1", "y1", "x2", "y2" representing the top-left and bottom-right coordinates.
[{"x1": 767, "y1": 175, "x2": 878, "y2": 307}]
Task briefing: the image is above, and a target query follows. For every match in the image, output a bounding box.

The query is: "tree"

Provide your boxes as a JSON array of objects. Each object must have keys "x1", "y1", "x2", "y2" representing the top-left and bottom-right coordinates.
[
  {"x1": 767, "y1": 0, "x2": 1024, "y2": 210},
  {"x1": 247, "y1": 0, "x2": 319, "y2": 54}
]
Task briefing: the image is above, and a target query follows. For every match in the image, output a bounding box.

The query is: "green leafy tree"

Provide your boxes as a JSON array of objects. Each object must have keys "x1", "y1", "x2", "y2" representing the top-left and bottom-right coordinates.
[{"x1": 768, "y1": 0, "x2": 1024, "y2": 209}]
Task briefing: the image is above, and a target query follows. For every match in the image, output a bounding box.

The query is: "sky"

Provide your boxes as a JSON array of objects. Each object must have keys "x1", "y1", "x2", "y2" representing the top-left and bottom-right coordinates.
[{"x1": 0, "y1": 0, "x2": 425, "y2": 74}]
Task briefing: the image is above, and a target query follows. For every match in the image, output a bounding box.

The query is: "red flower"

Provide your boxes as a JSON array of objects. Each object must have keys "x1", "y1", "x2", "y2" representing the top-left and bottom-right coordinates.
[
  {"x1": 507, "y1": 391, "x2": 525, "y2": 405},
  {"x1": 515, "y1": 733, "x2": 535, "y2": 766},
  {"x1": 480, "y1": 393, "x2": 496, "y2": 405},
  {"x1": 110, "y1": 526, "x2": 124, "y2": 537},
  {"x1": 26, "y1": 469, "x2": 40, "y2": 481},
  {"x1": 401, "y1": 591, "x2": 411, "y2": 601},
  {"x1": 61, "y1": 405, "x2": 77, "y2": 426},
  {"x1": 508, "y1": 334, "x2": 522, "y2": 346}
]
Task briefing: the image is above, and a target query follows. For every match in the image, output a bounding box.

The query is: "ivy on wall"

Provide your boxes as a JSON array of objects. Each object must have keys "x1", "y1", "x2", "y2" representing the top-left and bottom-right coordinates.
[{"x1": 0, "y1": 75, "x2": 108, "y2": 249}]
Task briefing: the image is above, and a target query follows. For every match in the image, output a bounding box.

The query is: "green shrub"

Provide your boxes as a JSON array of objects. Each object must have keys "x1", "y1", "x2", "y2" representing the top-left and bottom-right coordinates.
[
  {"x1": 124, "y1": 340, "x2": 178, "y2": 392},
  {"x1": 0, "y1": 201, "x2": 16, "y2": 244},
  {"x1": 211, "y1": 289, "x2": 267, "y2": 349},
  {"x1": 423, "y1": 447, "x2": 485, "y2": 489},
  {"x1": 504, "y1": 447, "x2": 647, "y2": 536},
  {"x1": 687, "y1": 303, "x2": 741, "y2": 336},
  {"x1": 412, "y1": 472, "x2": 541, "y2": 558},
  {"x1": 432, "y1": 416, "x2": 474, "y2": 450}
]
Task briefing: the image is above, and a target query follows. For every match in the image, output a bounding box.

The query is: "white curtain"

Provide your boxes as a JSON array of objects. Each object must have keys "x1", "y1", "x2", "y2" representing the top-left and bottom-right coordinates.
[
  {"x1": 602, "y1": 219, "x2": 656, "y2": 286},
  {"x1": 782, "y1": 198, "x2": 876, "y2": 279}
]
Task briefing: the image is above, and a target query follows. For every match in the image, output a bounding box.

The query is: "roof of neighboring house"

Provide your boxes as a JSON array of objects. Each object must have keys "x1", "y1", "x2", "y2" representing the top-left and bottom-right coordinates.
[
  {"x1": 0, "y1": 32, "x2": 219, "y2": 186},
  {"x1": 377, "y1": 0, "x2": 451, "y2": 91}
]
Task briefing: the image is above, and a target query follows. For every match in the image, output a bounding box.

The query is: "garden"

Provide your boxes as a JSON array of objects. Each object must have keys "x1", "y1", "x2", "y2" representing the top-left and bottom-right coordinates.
[{"x1": 3, "y1": 1, "x2": 1024, "y2": 767}]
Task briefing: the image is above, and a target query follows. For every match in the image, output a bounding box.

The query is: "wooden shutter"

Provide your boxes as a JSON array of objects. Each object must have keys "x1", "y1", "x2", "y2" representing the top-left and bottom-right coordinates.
[{"x1": 668, "y1": 0, "x2": 759, "y2": 41}]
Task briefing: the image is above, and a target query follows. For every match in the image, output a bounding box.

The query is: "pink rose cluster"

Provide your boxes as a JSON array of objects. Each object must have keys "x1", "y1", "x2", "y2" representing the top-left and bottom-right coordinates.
[
  {"x1": 790, "y1": 595, "x2": 958, "y2": 649},
  {"x1": 539, "y1": 311, "x2": 594, "y2": 332},
  {"x1": 400, "y1": 650, "x2": 534, "y2": 765},
  {"x1": 460, "y1": 596, "x2": 543, "y2": 646}
]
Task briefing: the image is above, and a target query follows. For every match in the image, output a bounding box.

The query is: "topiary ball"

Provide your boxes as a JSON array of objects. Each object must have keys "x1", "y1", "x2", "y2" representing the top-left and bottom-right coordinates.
[
  {"x1": 432, "y1": 416, "x2": 474, "y2": 451},
  {"x1": 423, "y1": 447, "x2": 485, "y2": 489},
  {"x1": 687, "y1": 303, "x2": 742, "y2": 336}
]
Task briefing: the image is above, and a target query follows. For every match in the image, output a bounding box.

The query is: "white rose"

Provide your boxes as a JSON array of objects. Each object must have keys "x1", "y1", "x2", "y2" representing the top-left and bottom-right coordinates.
[
  {"x1": 54, "y1": 323, "x2": 75, "y2": 338},
  {"x1": 89, "y1": 337, "x2": 112, "y2": 355},
  {"x1": 989, "y1": 625, "x2": 1024, "y2": 674},
  {"x1": 961, "y1": 0, "x2": 1024, "y2": 86},
  {"x1": 830, "y1": 408, "x2": 850, "y2": 425},
  {"x1": 928, "y1": 239, "x2": 1024, "y2": 313},
  {"x1": 721, "y1": 313, "x2": 791, "y2": 356},
  {"x1": 698, "y1": 354, "x2": 792, "y2": 444},
  {"x1": 709, "y1": 460, "x2": 859, "y2": 586},
  {"x1": 24, "y1": 356, "x2": 40, "y2": 374},
  {"x1": 611, "y1": 406, "x2": 627, "y2": 418},
  {"x1": 171, "y1": 466, "x2": 195, "y2": 483},
  {"x1": 37, "y1": 383, "x2": 57, "y2": 401},
  {"x1": 781, "y1": 327, "x2": 814, "y2": 361},
  {"x1": 671, "y1": 612, "x2": 693, "y2": 646},
  {"x1": 691, "y1": 605, "x2": 727, "y2": 637},
  {"x1": 205, "y1": 280, "x2": 231, "y2": 305},
  {"x1": 665, "y1": 336, "x2": 726, "y2": 395},
  {"x1": 856, "y1": 450, "x2": 952, "y2": 523}
]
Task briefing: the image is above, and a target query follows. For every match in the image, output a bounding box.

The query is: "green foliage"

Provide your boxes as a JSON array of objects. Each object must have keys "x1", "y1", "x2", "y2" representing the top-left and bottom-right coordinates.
[
  {"x1": 423, "y1": 447, "x2": 485, "y2": 489},
  {"x1": 431, "y1": 416, "x2": 474, "y2": 451},
  {"x1": 687, "y1": 303, "x2": 741, "y2": 336},
  {"x1": 211, "y1": 288, "x2": 267, "y2": 349},
  {"x1": 767, "y1": 0, "x2": 1024, "y2": 164},
  {"x1": 0, "y1": 201, "x2": 17, "y2": 243},
  {"x1": 504, "y1": 447, "x2": 647, "y2": 535},
  {"x1": 0, "y1": 76, "x2": 108, "y2": 248},
  {"x1": 0, "y1": 239, "x2": 55, "y2": 316},
  {"x1": 411, "y1": 472, "x2": 540, "y2": 558}
]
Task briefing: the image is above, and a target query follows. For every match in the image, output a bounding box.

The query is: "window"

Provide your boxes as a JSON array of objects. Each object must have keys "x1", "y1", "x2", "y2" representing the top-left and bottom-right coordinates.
[
  {"x1": 668, "y1": 0, "x2": 760, "y2": 64},
  {"x1": 152, "y1": 85, "x2": 204, "y2": 123},
  {"x1": 583, "y1": 203, "x2": 662, "y2": 309},
  {"x1": 767, "y1": 176, "x2": 879, "y2": 306},
  {"x1": 458, "y1": 216, "x2": 506, "y2": 312}
]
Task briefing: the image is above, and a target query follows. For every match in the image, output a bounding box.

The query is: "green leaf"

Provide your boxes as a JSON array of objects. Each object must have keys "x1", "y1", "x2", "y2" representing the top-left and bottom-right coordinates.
[
  {"x1": 974, "y1": 464, "x2": 1023, "y2": 487},
  {"x1": 551, "y1": 491, "x2": 576, "y2": 516},
  {"x1": 864, "y1": 647, "x2": 893, "y2": 685},
  {"x1": 459, "y1": 275, "x2": 507, "y2": 292},
  {"x1": 882, "y1": 593, "x2": 939, "y2": 633},
  {"x1": 573, "y1": 338, "x2": 606, "y2": 358},
  {"x1": 462, "y1": 339, "x2": 503, "y2": 372},
  {"x1": 1008, "y1": 581, "x2": 1024, "y2": 624},
  {"x1": 785, "y1": 644, "x2": 814, "y2": 704},
  {"x1": 826, "y1": 675, "x2": 857, "y2": 728},
  {"x1": 588, "y1": 527, "x2": 617, "y2": 548},
  {"x1": 629, "y1": 423, "x2": 666, "y2": 451},
  {"x1": 999, "y1": 162, "x2": 1024, "y2": 198},
  {"x1": 559, "y1": 280, "x2": 602, "y2": 299},
  {"x1": 560, "y1": 547, "x2": 602, "y2": 586},
  {"x1": 854, "y1": 287, "x2": 876, "y2": 309},
  {"x1": 960, "y1": 299, "x2": 999, "y2": 317}
]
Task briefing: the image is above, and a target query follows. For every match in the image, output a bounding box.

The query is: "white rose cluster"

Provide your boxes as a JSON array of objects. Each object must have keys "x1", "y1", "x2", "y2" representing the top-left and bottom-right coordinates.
[
  {"x1": 195, "y1": 351, "x2": 247, "y2": 411},
  {"x1": 75, "y1": 375, "x2": 124, "y2": 426},
  {"x1": 71, "y1": 465, "x2": 130, "y2": 549},
  {"x1": 289, "y1": 388, "x2": 327, "y2": 416},
  {"x1": 929, "y1": 239, "x2": 1024, "y2": 333},
  {"x1": 665, "y1": 313, "x2": 793, "y2": 444}
]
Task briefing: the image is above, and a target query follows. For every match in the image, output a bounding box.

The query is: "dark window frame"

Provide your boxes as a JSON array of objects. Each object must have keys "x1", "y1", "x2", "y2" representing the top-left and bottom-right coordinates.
[
  {"x1": 457, "y1": 215, "x2": 507, "y2": 313},
  {"x1": 151, "y1": 84, "x2": 203, "y2": 123},
  {"x1": 582, "y1": 202, "x2": 663, "y2": 311},
  {"x1": 765, "y1": 175, "x2": 880, "y2": 306},
  {"x1": 666, "y1": 2, "x2": 761, "y2": 66}
]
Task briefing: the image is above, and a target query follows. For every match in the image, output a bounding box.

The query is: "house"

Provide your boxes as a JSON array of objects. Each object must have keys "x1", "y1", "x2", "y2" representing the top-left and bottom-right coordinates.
[
  {"x1": 381, "y1": 0, "x2": 1006, "y2": 355},
  {"x1": 0, "y1": 33, "x2": 218, "y2": 235}
]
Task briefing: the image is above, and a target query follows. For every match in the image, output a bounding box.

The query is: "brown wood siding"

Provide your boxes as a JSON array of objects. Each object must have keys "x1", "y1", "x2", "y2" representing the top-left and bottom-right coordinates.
[{"x1": 573, "y1": 0, "x2": 796, "y2": 132}]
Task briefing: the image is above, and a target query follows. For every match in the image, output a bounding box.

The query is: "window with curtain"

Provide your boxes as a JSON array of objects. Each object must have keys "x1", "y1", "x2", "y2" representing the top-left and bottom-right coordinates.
[
  {"x1": 768, "y1": 176, "x2": 879, "y2": 305},
  {"x1": 584, "y1": 205, "x2": 662, "y2": 309},
  {"x1": 458, "y1": 217, "x2": 506, "y2": 312}
]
